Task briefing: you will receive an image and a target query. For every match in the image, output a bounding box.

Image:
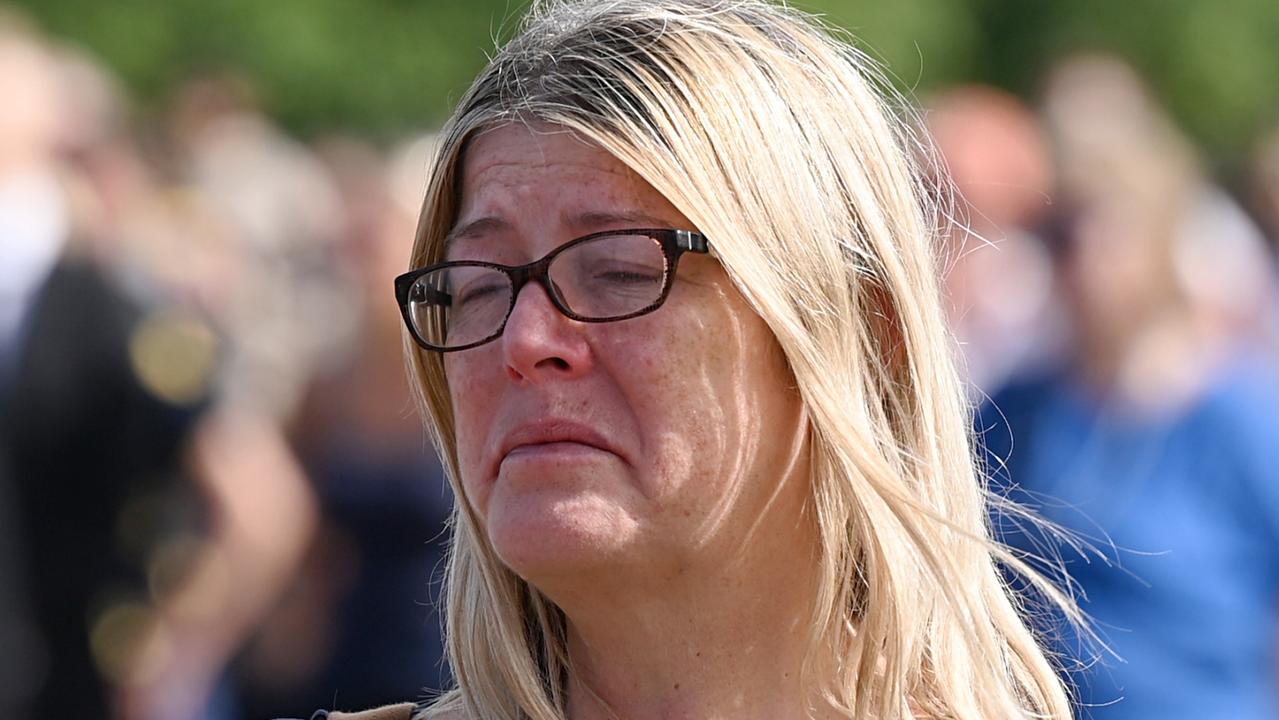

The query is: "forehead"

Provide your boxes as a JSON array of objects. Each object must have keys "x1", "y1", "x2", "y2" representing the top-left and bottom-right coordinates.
[
  {"x1": 452, "y1": 122, "x2": 687, "y2": 238},
  {"x1": 461, "y1": 122, "x2": 633, "y2": 184}
]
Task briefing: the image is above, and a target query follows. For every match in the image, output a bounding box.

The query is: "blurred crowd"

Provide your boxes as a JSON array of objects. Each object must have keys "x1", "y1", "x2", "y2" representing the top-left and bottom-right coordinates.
[
  {"x1": 0, "y1": 8, "x2": 451, "y2": 719},
  {"x1": 0, "y1": 5, "x2": 1277, "y2": 720}
]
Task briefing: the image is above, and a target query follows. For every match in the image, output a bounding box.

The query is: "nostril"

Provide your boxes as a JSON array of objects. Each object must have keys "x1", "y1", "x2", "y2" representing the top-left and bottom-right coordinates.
[{"x1": 504, "y1": 355, "x2": 570, "y2": 381}]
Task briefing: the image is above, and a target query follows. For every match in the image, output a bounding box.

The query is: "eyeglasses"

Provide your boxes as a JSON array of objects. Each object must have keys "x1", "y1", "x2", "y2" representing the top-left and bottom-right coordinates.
[{"x1": 395, "y1": 228, "x2": 711, "y2": 352}]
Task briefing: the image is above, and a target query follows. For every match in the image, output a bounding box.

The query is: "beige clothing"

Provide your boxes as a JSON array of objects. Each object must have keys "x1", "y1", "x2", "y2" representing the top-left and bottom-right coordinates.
[{"x1": 327, "y1": 703, "x2": 417, "y2": 720}]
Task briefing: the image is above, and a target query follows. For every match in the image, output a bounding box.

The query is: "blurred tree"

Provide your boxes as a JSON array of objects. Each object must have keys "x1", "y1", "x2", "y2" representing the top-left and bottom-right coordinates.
[
  {"x1": 13, "y1": 0, "x2": 518, "y2": 137},
  {"x1": 11, "y1": 0, "x2": 1279, "y2": 162}
]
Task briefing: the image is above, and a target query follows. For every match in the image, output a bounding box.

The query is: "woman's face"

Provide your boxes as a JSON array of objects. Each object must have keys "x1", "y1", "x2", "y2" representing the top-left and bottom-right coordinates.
[{"x1": 444, "y1": 122, "x2": 809, "y2": 585}]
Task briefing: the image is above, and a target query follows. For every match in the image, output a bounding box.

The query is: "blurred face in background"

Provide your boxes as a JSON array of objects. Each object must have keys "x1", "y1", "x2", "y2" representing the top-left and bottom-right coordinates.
[
  {"x1": 1042, "y1": 55, "x2": 1198, "y2": 379},
  {"x1": 1250, "y1": 130, "x2": 1279, "y2": 250},
  {"x1": 0, "y1": 33, "x2": 61, "y2": 174},
  {"x1": 442, "y1": 122, "x2": 811, "y2": 589},
  {"x1": 1063, "y1": 190, "x2": 1171, "y2": 330}
]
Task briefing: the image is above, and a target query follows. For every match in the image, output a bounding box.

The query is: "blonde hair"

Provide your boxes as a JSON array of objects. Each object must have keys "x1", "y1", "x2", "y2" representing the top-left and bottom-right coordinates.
[{"x1": 405, "y1": 1, "x2": 1077, "y2": 718}]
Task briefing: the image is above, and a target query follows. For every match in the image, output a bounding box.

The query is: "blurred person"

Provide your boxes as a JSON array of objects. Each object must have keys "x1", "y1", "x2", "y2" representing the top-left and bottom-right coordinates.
[
  {"x1": 0, "y1": 434, "x2": 31, "y2": 720},
  {"x1": 0, "y1": 12, "x2": 63, "y2": 718},
  {"x1": 0, "y1": 8, "x2": 63, "y2": 400},
  {"x1": 1252, "y1": 127, "x2": 1279, "y2": 250},
  {"x1": 1043, "y1": 54, "x2": 1273, "y2": 376},
  {"x1": 168, "y1": 73, "x2": 356, "y2": 423},
  {"x1": 238, "y1": 136, "x2": 453, "y2": 716},
  {"x1": 981, "y1": 54, "x2": 1279, "y2": 720},
  {"x1": 320, "y1": 1, "x2": 1087, "y2": 718},
  {"x1": 78, "y1": 70, "x2": 327, "y2": 720},
  {"x1": 1246, "y1": 126, "x2": 1279, "y2": 356},
  {"x1": 926, "y1": 85, "x2": 1063, "y2": 395},
  {"x1": 0, "y1": 16, "x2": 319, "y2": 720}
]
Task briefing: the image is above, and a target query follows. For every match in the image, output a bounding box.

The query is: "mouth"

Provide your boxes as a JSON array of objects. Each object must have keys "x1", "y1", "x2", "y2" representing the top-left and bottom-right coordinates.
[
  {"x1": 504, "y1": 440, "x2": 612, "y2": 461},
  {"x1": 497, "y1": 419, "x2": 623, "y2": 468}
]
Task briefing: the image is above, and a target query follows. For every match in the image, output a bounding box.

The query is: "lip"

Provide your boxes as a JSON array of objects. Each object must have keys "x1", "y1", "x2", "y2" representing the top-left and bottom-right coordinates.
[{"x1": 496, "y1": 418, "x2": 624, "y2": 468}]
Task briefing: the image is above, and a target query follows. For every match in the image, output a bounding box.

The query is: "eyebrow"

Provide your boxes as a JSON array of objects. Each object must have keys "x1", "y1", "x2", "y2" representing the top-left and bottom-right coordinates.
[
  {"x1": 566, "y1": 210, "x2": 678, "y2": 231},
  {"x1": 444, "y1": 216, "x2": 511, "y2": 247}
]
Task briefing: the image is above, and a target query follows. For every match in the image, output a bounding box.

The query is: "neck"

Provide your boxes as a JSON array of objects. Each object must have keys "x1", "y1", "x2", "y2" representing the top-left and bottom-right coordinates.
[{"x1": 551, "y1": 512, "x2": 832, "y2": 719}]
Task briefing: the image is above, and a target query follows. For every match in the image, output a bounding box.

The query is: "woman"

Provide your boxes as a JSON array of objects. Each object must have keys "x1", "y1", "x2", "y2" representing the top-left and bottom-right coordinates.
[{"x1": 344, "y1": 1, "x2": 1077, "y2": 718}]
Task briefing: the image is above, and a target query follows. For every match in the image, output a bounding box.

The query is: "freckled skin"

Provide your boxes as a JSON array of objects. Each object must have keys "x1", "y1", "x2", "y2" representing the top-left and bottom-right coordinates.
[{"x1": 444, "y1": 122, "x2": 808, "y2": 588}]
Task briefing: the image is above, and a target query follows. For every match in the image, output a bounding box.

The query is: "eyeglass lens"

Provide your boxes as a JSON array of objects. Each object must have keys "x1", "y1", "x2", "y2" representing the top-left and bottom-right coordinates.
[{"x1": 406, "y1": 233, "x2": 670, "y2": 349}]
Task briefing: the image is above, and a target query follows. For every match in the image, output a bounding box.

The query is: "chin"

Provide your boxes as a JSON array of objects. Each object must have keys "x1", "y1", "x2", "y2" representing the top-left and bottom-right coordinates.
[{"x1": 484, "y1": 483, "x2": 641, "y2": 582}]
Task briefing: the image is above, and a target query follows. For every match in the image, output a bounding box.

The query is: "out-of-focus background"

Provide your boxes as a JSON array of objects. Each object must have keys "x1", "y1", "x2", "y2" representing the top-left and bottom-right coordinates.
[{"x1": 0, "y1": 2, "x2": 1276, "y2": 719}]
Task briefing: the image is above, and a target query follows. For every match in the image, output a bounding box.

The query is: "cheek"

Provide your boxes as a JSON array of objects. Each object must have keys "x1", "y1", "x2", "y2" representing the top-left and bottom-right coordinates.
[
  {"x1": 445, "y1": 356, "x2": 501, "y2": 512},
  {"x1": 597, "y1": 307, "x2": 749, "y2": 504}
]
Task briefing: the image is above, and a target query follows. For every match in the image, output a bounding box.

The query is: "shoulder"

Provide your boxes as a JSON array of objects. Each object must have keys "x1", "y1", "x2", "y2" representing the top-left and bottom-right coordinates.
[
  {"x1": 414, "y1": 696, "x2": 466, "y2": 720},
  {"x1": 317, "y1": 703, "x2": 418, "y2": 720},
  {"x1": 412, "y1": 691, "x2": 466, "y2": 720},
  {"x1": 314, "y1": 699, "x2": 466, "y2": 720}
]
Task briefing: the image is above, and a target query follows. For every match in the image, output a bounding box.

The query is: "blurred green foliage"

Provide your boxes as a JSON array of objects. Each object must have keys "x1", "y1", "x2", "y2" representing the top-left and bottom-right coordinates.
[{"x1": 13, "y1": 0, "x2": 1279, "y2": 163}]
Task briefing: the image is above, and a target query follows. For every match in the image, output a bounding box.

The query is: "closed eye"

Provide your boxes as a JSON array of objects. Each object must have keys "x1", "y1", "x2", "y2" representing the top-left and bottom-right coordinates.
[
  {"x1": 596, "y1": 268, "x2": 662, "y2": 283},
  {"x1": 458, "y1": 282, "x2": 507, "y2": 304}
]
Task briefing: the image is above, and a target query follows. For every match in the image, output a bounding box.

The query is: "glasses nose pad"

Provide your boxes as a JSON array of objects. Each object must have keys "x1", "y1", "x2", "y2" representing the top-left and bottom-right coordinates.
[
  {"x1": 505, "y1": 276, "x2": 564, "y2": 332},
  {"x1": 531, "y1": 265, "x2": 573, "y2": 319},
  {"x1": 546, "y1": 278, "x2": 571, "y2": 314}
]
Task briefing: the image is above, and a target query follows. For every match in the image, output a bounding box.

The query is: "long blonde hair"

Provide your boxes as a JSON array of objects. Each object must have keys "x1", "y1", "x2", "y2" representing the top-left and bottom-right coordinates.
[{"x1": 405, "y1": 1, "x2": 1077, "y2": 718}]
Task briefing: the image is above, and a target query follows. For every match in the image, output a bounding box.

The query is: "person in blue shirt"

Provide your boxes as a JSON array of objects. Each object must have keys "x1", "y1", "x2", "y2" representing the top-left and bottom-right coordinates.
[{"x1": 980, "y1": 53, "x2": 1279, "y2": 720}]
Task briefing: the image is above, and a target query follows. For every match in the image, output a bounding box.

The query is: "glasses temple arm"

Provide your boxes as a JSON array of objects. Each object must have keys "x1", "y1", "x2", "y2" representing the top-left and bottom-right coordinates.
[{"x1": 674, "y1": 229, "x2": 710, "y2": 253}]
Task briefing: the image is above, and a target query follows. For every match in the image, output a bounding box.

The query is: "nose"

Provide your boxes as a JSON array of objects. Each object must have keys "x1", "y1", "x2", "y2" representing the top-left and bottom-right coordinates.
[{"x1": 500, "y1": 281, "x2": 591, "y2": 383}]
